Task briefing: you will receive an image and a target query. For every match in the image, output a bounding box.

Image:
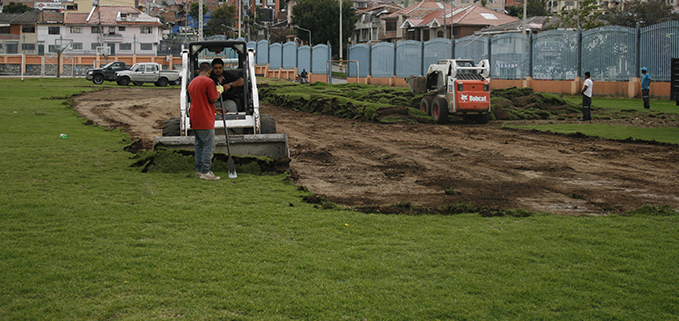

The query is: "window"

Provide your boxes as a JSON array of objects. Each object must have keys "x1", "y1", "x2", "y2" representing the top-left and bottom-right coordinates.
[
  {"x1": 72, "y1": 42, "x2": 83, "y2": 49},
  {"x1": 386, "y1": 21, "x2": 396, "y2": 31},
  {"x1": 0, "y1": 26, "x2": 10, "y2": 34},
  {"x1": 66, "y1": 3, "x2": 77, "y2": 10},
  {"x1": 22, "y1": 43, "x2": 35, "y2": 51},
  {"x1": 108, "y1": 26, "x2": 115, "y2": 35},
  {"x1": 119, "y1": 26, "x2": 126, "y2": 31},
  {"x1": 140, "y1": 43, "x2": 153, "y2": 50},
  {"x1": 91, "y1": 26, "x2": 102, "y2": 33},
  {"x1": 119, "y1": 43, "x2": 132, "y2": 50},
  {"x1": 91, "y1": 42, "x2": 103, "y2": 50},
  {"x1": 22, "y1": 25, "x2": 35, "y2": 33},
  {"x1": 48, "y1": 26, "x2": 60, "y2": 35},
  {"x1": 145, "y1": 65, "x2": 157, "y2": 72},
  {"x1": 48, "y1": 45, "x2": 57, "y2": 52},
  {"x1": 565, "y1": 1, "x2": 574, "y2": 6},
  {"x1": 140, "y1": 26, "x2": 152, "y2": 34},
  {"x1": 70, "y1": 26, "x2": 82, "y2": 33}
]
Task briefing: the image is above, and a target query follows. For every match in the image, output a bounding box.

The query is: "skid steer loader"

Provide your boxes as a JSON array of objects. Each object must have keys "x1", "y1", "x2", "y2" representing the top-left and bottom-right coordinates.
[
  {"x1": 407, "y1": 59, "x2": 491, "y2": 124},
  {"x1": 153, "y1": 40, "x2": 289, "y2": 158}
]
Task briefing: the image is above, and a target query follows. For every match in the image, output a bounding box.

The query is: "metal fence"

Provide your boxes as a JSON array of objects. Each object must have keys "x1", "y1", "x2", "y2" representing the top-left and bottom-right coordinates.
[
  {"x1": 2, "y1": 21, "x2": 677, "y2": 81},
  {"x1": 343, "y1": 20, "x2": 679, "y2": 82}
]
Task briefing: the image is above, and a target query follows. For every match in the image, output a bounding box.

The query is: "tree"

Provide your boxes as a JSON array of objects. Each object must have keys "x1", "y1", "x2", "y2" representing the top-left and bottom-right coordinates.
[
  {"x1": 554, "y1": 0, "x2": 604, "y2": 30},
  {"x1": 2, "y1": 1, "x2": 33, "y2": 13},
  {"x1": 527, "y1": 0, "x2": 549, "y2": 17},
  {"x1": 291, "y1": 0, "x2": 358, "y2": 54},
  {"x1": 505, "y1": 0, "x2": 548, "y2": 19},
  {"x1": 604, "y1": 0, "x2": 679, "y2": 28},
  {"x1": 206, "y1": 4, "x2": 236, "y2": 36},
  {"x1": 189, "y1": 2, "x2": 208, "y2": 21}
]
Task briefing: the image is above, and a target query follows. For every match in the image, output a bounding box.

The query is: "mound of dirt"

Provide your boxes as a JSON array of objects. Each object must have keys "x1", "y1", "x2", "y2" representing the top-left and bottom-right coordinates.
[{"x1": 491, "y1": 87, "x2": 581, "y2": 120}]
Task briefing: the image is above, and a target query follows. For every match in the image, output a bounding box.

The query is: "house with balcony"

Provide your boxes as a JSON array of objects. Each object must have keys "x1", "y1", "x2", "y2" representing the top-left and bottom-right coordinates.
[
  {"x1": 0, "y1": 10, "x2": 40, "y2": 54},
  {"x1": 353, "y1": 3, "x2": 402, "y2": 43},
  {"x1": 63, "y1": 5, "x2": 162, "y2": 56},
  {"x1": 380, "y1": 1, "x2": 518, "y2": 42}
]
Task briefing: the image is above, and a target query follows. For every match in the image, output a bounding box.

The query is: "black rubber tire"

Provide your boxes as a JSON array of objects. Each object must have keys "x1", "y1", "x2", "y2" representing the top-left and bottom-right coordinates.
[
  {"x1": 118, "y1": 77, "x2": 130, "y2": 86},
  {"x1": 172, "y1": 78, "x2": 182, "y2": 86},
  {"x1": 433, "y1": 98, "x2": 449, "y2": 124},
  {"x1": 133, "y1": 81, "x2": 143, "y2": 86},
  {"x1": 260, "y1": 114, "x2": 277, "y2": 134},
  {"x1": 475, "y1": 113, "x2": 491, "y2": 124},
  {"x1": 420, "y1": 96, "x2": 434, "y2": 116},
  {"x1": 162, "y1": 118, "x2": 181, "y2": 136},
  {"x1": 92, "y1": 74, "x2": 104, "y2": 85},
  {"x1": 156, "y1": 78, "x2": 169, "y2": 87}
]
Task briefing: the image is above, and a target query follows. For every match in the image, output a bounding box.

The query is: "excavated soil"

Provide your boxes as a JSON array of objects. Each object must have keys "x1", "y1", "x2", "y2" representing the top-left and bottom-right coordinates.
[{"x1": 73, "y1": 88, "x2": 679, "y2": 215}]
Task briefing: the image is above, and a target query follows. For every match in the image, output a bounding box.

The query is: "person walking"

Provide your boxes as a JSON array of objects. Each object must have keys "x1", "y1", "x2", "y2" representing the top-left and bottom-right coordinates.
[
  {"x1": 641, "y1": 67, "x2": 652, "y2": 110},
  {"x1": 188, "y1": 62, "x2": 221, "y2": 180},
  {"x1": 580, "y1": 71, "x2": 593, "y2": 121}
]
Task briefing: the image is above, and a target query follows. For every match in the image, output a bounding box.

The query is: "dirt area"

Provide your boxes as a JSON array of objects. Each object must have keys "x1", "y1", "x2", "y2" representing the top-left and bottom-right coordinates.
[{"x1": 73, "y1": 88, "x2": 679, "y2": 215}]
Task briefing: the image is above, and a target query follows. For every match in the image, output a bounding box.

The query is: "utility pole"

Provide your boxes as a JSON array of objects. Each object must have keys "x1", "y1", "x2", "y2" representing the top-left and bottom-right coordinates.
[
  {"x1": 199, "y1": 0, "x2": 203, "y2": 41},
  {"x1": 238, "y1": 0, "x2": 242, "y2": 38},
  {"x1": 339, "y1": 0, "x2": 343, "y2": 71}
]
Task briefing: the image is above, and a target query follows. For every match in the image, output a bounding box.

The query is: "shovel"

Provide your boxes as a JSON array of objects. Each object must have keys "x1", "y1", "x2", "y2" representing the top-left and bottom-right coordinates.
[{"x1": 220, "y1": 96, "x2": 237, "y2": 179}]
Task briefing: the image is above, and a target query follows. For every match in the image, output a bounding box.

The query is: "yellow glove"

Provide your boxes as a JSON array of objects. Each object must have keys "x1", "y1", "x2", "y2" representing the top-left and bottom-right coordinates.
[{"x1": 216, "y1": 84, "x2": 224, "y2": 94}]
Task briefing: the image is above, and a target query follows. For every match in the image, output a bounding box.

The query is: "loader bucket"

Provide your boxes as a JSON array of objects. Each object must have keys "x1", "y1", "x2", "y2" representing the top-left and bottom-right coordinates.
[
  {"x1": 405, "y1": 75, "x2": 427, "y2": 93},
  {"x1": 153, "y1": 133, "x2": 289, "y2": 158}
]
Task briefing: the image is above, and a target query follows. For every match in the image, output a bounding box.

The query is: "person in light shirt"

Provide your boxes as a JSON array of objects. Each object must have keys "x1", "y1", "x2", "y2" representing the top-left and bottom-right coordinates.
[{"x1": 580, "y1": 71, "x2": 593, "y2": 121}]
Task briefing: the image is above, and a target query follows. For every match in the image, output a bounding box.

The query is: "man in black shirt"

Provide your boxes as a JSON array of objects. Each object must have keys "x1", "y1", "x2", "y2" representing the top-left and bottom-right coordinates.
[{"x1": 210, "y1": 58, "x2": 244, "y2": 112}]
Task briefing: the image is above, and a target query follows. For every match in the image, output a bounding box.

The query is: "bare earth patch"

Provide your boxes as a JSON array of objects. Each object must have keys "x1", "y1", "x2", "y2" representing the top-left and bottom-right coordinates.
[{"x1": 73, "y1": 88, "x2": 679, "y2": 215}]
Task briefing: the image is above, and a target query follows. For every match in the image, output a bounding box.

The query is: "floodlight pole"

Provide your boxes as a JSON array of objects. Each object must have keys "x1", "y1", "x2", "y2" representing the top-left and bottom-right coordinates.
[{"x1": 295, "y1": 26, "x2": 311, "y2": 46}]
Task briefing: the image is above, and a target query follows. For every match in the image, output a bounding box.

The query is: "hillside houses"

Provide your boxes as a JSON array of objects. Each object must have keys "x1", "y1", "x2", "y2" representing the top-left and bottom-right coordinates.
[{"x1": 0, "y1": 6, "x2": 162, "y2": 55}]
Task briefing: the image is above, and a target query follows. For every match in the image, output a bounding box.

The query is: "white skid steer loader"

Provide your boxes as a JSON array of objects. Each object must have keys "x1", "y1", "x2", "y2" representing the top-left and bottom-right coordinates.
[
  {"x1": 153, "y1": 40, "x2": 289, "y2": 158},
  {"x1": 407, "y1": 59, "x2": 492, "y2": 124}
]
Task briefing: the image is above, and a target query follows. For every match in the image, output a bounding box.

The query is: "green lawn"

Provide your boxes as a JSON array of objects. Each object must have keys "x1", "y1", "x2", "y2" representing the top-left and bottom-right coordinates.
[
  {"x1": 1, "y1": 78, "x2": 678, "y2": 320},
  {"x1": 503, "y1": 95, "x2": 679, "y2": 144}
]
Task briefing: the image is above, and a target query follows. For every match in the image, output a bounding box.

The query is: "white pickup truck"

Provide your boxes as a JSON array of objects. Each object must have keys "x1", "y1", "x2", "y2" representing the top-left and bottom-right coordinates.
[{"x1": 114, "y1": 62, "x2": 181, "y2": 87}]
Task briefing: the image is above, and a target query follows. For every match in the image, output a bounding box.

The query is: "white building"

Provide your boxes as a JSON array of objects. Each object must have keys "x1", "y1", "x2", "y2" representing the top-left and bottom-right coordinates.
[{"x1": 63, "y1": 5, "x2": 162, "y2": 56}]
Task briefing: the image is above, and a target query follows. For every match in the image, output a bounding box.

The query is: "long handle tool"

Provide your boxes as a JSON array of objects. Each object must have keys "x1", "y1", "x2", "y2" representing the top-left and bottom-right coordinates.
[{"x1": 220, "y1": 96, "x2": 237, "y2": 179}]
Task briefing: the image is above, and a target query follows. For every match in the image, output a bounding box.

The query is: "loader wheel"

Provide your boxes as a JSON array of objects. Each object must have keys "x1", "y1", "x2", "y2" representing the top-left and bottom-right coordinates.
[
  {"x1": 133, "y1": 81, "x2": 143, "y2": 86},
  {"x1": 475, "y1": 113, "x2": 491, "y2": 124},
  {"x1": 118, "y1": 77, "x2": 130, "y2": 86},
  {"x1": 420, "y1": 96, "x2": 434, "y2": 116},
  {"x1": 433, "y1": 98, "x2": 449, "y2": 124},
  {"x1": 260, "y1": 114, "x2": 277, "y2": 134},
  {"x1": 162, "y1": 118, "x2": 181, "y2": 136}
]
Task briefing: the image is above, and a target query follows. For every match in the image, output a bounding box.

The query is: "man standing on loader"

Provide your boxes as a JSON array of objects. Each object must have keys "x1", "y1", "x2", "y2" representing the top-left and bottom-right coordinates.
[{"x1": 188, "y1": 62, "x2": 221, "y2": 180}]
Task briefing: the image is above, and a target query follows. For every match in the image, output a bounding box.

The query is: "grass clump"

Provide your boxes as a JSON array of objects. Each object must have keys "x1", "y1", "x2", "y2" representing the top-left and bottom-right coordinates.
[
  {"x1": 621, "y1": 204, "x2": 678, "y2": 216},
  {"x1": 259, "y1": 82, "x2": 429, "y2": 124}
]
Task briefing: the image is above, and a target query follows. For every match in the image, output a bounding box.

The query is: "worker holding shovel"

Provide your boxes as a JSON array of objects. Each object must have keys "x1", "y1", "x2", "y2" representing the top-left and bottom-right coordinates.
[{"x1": 187, "y1": 62, "x2": 221, "y2": 180}]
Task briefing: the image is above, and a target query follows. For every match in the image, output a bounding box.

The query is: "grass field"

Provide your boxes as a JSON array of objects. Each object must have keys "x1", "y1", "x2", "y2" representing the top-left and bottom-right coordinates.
[
  {"x1": 1, "y1": 78, "x2": 678, "y2": 320},
  {"x1": 503, "y1": 96, "x2": 679, "y2": 144}
]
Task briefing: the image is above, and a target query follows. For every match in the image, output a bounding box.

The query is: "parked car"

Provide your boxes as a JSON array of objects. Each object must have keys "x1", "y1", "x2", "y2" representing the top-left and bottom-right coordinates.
[
  {"x1": 86, "y1": 61, "x2": 129, "y2": 85},
  {"x1": 114, "y1": 62, "x2": 181, "y2": 87}
]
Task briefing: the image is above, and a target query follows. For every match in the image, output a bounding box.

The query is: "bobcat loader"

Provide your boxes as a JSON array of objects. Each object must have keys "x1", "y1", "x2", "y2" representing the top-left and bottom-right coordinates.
[
  {"x1": 407, "y1": 59, "x2": 491, "y2": 124},
  {"x1": 153, "y1": 40, "x2": 289, "y2": 158}
]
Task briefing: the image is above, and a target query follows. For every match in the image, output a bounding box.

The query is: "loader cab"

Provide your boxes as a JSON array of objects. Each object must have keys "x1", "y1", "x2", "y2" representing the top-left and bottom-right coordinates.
[{"x1": 186, "y1": 40, "x2": 251, "y2": 113}]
